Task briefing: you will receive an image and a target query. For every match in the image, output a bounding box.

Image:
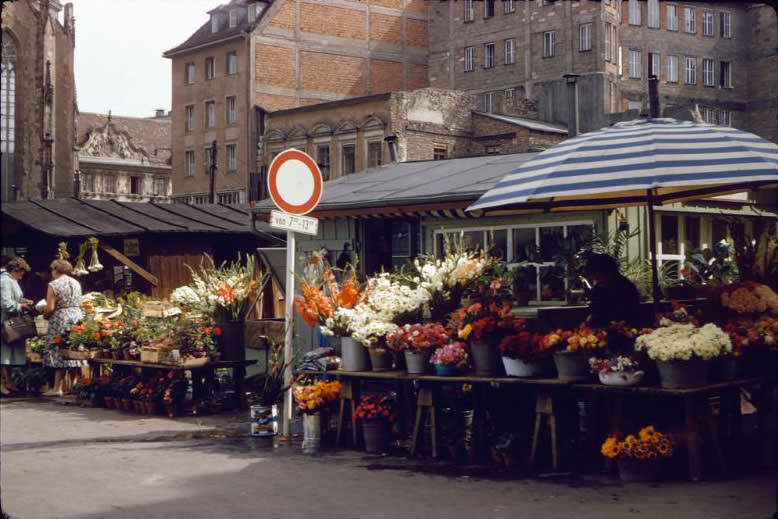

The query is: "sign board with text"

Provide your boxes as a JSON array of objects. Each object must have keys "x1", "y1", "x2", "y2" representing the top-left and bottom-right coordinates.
[{"x1": 269, "y1": 209, "x2": 319, "y2": 236}]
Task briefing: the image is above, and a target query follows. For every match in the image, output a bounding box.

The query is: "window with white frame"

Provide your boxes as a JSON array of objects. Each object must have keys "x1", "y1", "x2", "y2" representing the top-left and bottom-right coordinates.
[
  {"x1": 543, "y1": 31, "x2": 556, "y2": 58},
  {"x1": 129, "y1": 176, "x2": 141, "y2": 195},
  {"x1": 579, "y1": 23, "x2": 592, "y2": 52},
  {"x1": 205, "y1": 101, "x2": 215, "y2": 128},
  {"x1": 684, "y1": 6, "x2": 696, "y2": 33},
  {"x1": 649, "y1": 52, "x2": 660, "y2": 79},
  {"x1": 505, "y1": 0, "x2": 515, "y2": 14},
  {"x1": 341, "y1": 143, "x2": 355, "y2": 175},
  {"x1": 610, "y1": 24, "x2": 617, "y2": 63},
  {"x1": 702, "y1": 58, "x2": 714, "y2": 86},
  {"x1": 205, "y1": 57, "x2": 215, "y2": 80},
  {"x1": 316, "y1": 144, "x2": 330, "y2": 181},
  {"x1": 648, "y1": 0, "x2": 659, "y2": 28},
  {"x1": 666, "y1": 55, "x2": 678, "y2": 83},
  {"x1": 104, "y1": 174, "x2": 115, "y2": 193},
  {"x1": 684, "y1": 55, "x2": 696, "y2": 85},
  {"x1": 719, "y1": 109, "x2": 732, "y2": 127},
  {"x1": 229, "y1": 9, "x2": 237, "y2": 28},
  {"x1": 654, "y1": 213, "x2": 721, "y2": 277},
  {"x1": 153, "y1": 177, "x2": 167, "y2": 196},
  {"x1": 185, "y1": 151, "x2": 195, "y2": 177},
  {"x1": 505, "y1": 87, "x2": 515, "y2": 100},
  {"x1": 227, "y1": 51, "x2": 238, "y2": 75},
  {"x1": 505, "y1": 38, "x2": 515, "y2": 64},
  {"x1": 604, "y1": 22, "x2": 612, "y2": 61},
  {"x1": 226, "y1": 144, "x2": 236, "y2": 171},
  {"x1": 204, "y1": 147, "x2": 212, "y2": 175},
  {"x1": 82, "y1": 173, "x2": 94, "y2": 192},
  {"x1": 484, "y1": 43, "x2": 495, "y2": 68},
  {"x1": 367, "y1": 140, "x2": 382, "y2": 169},
  {"x1": 226, "y1": 96, "x2": 237, "y2": 124},
  {"x1": 702, "y1": 9, "x2": 714, "y2": 36},
  {"x1": 629, "y1": 0, "x2": 641, "y2": 25},
  {"x1": 211, "y1": 13, "x2": 220, "y2": 33},
  {"x1": 720, "y1": 11, "x2": 731, "y2": 38},
  {"x1": 185, "y1": 105, "x2": 194, "y2": 131},
  {"x1": 701, "y1": 106, "x2": 732, "y2": 127},
  {"x1": 464, "y1": 0, "x2": 474, "y2": 22},
  {"x1": 720, "y1": 61, "x2": 731, "y2": 88},
  {"x1": 483, "y1": 92, "x2": 495, "y2": 113},
  {"x1": 667, "y1": 4, "x2": 678, "y2": 31},
  {"x1": 484, "y1": 0, "x2": 495, "y2": 18},
  {"x1": 629, "y1": 49, "x2": 641, "y2": 79},
  {"x1": 464, "y1": 46, "x2": 474, "y2": 72},
  {"x1": 433, "y1": 146, "x2": 447, "y2": 160},
  {"x1": 185, "y1": 63, "x2": 195, "y2": 84}
]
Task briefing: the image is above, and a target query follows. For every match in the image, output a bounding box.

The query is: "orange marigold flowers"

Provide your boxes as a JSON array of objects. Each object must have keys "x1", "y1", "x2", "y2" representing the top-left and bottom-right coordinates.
[
  {"x1": 601, "y1": 425, "x2": 674, "y2": 460},
  {"x1": 292, "y1": 379, "x2": 342, "y2": 413}
]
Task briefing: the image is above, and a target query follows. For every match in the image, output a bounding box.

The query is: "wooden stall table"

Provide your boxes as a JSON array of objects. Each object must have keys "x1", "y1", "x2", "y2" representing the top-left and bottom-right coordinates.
[
  {"x1": 574, "y1": 377, "x2": 763, "y2": 481},
  {"x1": 90, "y1": 358, "x2": 257, "y2": 408}
]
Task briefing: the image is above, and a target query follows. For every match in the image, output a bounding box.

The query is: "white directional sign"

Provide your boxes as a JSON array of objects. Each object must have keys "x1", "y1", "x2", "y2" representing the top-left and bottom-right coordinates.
[{"x1": 269, "y1": 209, "x2": 319, "y2": 236}]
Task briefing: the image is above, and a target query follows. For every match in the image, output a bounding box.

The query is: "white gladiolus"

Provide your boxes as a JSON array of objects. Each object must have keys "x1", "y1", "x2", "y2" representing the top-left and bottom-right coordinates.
[{"x1": 635, "y1": 323, "x2": 732, "y2": 361}]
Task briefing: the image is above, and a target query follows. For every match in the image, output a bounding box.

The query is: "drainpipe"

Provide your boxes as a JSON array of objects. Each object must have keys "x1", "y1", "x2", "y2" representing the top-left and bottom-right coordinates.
[
  {"x1": 648, "y1": 75, "x2": 660, "y2": 118},
  {"x1": 384, "y1": 134, "x2": 398, "y2": 163},
  {"x1": 563, "y1": 73, "x2": 580, "y2": 137}
]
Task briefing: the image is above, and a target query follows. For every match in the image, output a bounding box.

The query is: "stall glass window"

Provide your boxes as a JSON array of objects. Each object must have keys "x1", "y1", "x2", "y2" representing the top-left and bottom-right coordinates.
[
  {"x1": 661, "y1": 214, "x2": 679, "y2": 255},
  {"x1": 684, "y1": 216, "x2": 701, "y2": 251}
]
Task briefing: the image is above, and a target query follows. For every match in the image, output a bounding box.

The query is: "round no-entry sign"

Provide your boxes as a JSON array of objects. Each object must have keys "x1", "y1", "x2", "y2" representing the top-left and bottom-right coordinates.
[{"x1": 267, "y1": 149, "x2": 323, "y2": 215}]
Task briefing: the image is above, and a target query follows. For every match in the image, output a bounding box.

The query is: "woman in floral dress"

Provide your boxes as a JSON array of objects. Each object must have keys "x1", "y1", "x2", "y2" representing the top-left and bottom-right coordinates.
[{"x1": 42, "y1": 259, "x2": 84, "y2": 396}]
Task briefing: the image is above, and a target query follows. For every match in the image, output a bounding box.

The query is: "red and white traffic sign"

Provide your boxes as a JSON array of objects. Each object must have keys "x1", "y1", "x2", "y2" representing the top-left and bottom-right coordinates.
[{"x1": 267, "y1": 149, "x2": 323, "y2": 215}]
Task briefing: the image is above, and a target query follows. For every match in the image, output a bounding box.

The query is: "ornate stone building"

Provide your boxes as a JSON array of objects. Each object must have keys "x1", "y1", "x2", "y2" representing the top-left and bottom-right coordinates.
[
  {"x1": 76, "y1": 111, "x2": 172, "y2": 202},
  {"x1": 1, "y1": 0, "x2": 77, "y2": 202}
]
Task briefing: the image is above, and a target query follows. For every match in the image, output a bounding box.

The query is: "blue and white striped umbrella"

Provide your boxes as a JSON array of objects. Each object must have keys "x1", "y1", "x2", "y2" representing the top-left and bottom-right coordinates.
[{"x1": 468, "y1": 118, "x2": 778, "y2": 213}]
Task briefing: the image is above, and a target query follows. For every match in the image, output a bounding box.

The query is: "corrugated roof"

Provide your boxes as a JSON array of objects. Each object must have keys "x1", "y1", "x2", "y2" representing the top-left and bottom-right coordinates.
[
  {"x1": 1, "y1": 199, "x2": 271, "y2": 238},
  {"x1": 254, "y1": 152, "x2": 539, "y2": 214},
  {"x1": 473, "y1": 112, "x2": 569, "y2": 135}
]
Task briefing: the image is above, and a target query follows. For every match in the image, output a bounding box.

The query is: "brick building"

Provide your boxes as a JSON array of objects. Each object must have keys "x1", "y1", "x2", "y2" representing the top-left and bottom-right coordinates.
[
  {"x1": 1, "y1": 0, "x2": 77, "y2": 202},
  {"x1": 76, "y1": 110, "x2": 172, "y2": 202},
  {"x1": 164, "y1": 0, "x2": 429, "y2": 204}
]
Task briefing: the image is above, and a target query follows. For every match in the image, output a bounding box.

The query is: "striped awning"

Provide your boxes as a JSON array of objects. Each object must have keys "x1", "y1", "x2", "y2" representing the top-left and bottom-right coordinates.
[{"x1": 468, "y1": 118, "x2": 778, "y2": 213}]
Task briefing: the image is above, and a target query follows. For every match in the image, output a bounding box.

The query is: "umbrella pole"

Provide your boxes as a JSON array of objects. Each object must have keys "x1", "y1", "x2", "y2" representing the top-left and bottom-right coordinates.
[{"x1": 646, "y1": 192, "x2": 662, "y2": 315}]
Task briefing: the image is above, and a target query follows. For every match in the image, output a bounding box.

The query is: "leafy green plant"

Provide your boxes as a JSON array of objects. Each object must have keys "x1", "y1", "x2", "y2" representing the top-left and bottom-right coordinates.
[{"x1": 683, "y1": 240, "x2": 739, "y2": 287}]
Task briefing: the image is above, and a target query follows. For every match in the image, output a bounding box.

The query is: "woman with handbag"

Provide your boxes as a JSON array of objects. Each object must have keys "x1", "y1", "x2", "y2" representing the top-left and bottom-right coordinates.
[
  {"x1": 1, "y1": 257, "x2": 33, "y2": 395},
  {"x1": 42, "y1": 259, "x2": 84, "y2": 397}
]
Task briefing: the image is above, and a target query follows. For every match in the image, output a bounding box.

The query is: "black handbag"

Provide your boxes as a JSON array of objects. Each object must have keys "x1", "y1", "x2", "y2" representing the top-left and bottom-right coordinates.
[{"x1": 2, "y1": 313, "x2": 37, "y2": 343}]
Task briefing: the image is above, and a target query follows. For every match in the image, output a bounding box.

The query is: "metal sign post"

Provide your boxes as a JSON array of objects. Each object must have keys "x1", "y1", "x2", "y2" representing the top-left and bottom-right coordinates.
[{"x1": 283, "y1": 230, "x2": 295, "y2": 437}]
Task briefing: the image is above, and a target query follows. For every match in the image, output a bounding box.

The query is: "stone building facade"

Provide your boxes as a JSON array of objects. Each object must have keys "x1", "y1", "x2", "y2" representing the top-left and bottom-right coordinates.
[
  {"x1": 76, "y1": 111, "x2": 172, "y2": 202},
  {"x1": 1, "y1": 0, "x2": 77, "y2": 202},
  {"x1": 164, "y1": 0, "x2": 429, "y2": 204}
]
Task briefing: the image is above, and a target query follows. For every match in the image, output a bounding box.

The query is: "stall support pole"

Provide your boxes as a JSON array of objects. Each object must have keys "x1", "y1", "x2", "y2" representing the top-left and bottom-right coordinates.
[
  {"x1": 283, "y1": 230, "x2": 296, "y2": 437},
  {"x1": 646, "y1": 191, "x2": 662, "y2": 315}
]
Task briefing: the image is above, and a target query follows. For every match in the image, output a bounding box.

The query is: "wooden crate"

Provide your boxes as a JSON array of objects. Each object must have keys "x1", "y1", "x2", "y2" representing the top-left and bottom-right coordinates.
[
  {"x1": 140, "y1": 347, "x2": 166, "y2": 364},
  {"x1": 141, "y1": 301, "x2": 182, "y2": 319}
]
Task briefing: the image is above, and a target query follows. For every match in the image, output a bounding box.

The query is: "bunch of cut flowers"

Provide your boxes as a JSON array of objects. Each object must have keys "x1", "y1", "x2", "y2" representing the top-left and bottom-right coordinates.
[
  {"x1": 386, "y1": 322, "x2": 451, "y2": 352},
  {"x1": 429, "y1": 341, "x2": 468, "y2": 369},
  {"x1": 451, "y1": 300, "x2": 524, "y2": 341},
  {"x1": 353, "y1": 394, "x2": 398, "y2": 423},
  {"x1": 635, "y1": 322, "x2": 731, "y2": 361},
  {"x1": 588, "y1": 355, "x2": 641, "y2": 375},
  {"x1": 292, "y1": 377, "x2": 342, "y2": 414},
  {"x1": 720, "y1": 281, "x2": 778, "y2": 315},
  {"x1": 601, "y1": 426, "x2": 674, "y2": 460},
  {"x1": 499, "y1": 329, "x2": 548, "y2": 363},
  {"x1": 541, "y1": 326, "x2": 607, "y2": 353}
]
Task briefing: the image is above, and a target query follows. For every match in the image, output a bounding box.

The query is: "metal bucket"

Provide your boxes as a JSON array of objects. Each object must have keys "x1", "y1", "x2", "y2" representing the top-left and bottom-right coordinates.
[
  {"x1": 470, "y1": 340, "x2": 503, "y2": 376},
  {"x1": 341, "y1": 336, "x2": 370, "y2": 371},
  {"x1": 656, "y1": 358, "x2": 710, "y2": 389},
  {"x1": 404, "y1": 349, "x2": 431, "y2": 374},
  {"x1": 250, "y1": 404, "x2": 278, "y2": 437},
  {"x1": 302, "y1": 412, "x2": 322, "y2": 454}
]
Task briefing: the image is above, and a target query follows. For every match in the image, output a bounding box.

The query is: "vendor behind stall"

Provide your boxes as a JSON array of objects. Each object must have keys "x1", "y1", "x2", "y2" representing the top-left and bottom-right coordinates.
[{"x1": 584, "y1": 253, "x2": 641, "y2": 328}]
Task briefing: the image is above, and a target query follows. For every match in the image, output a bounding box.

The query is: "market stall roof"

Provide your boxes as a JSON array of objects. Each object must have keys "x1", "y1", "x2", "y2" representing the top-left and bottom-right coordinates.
[
  {"x1": 253, "y1": 152, "x2": 539, "y2": 219},
  {"x1": 1, "y1": 198, "x2": 276, "y2": 238}
]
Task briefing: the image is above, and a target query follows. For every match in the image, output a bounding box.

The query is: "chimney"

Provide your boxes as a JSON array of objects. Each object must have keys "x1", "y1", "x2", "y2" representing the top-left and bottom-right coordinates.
[
  {"x1": 563, "y1": 73, "x2": 580, "y2": 138},
  {"x1": 155, "y1": 109, "x2": 165, "y2": 118},
  {"x1": 384, "y1": 135, "x2": 398, "y2": 163},
  {"x1": 648, "y1": 76, "x2": 660, "y2": 118}
]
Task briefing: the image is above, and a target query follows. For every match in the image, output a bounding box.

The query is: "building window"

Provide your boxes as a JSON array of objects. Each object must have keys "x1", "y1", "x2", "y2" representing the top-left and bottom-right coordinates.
[
  {"x1": 433, "y1": 146, "x2": 447, "y2": 160},
  {"x1": 719, "y1": 110, "x2": 731, "y2": 127},
  {"x1": 579, "y1": 23, "x2": 592, "y2": 52},
  {"x1": 543, "y1": 31, "x2": 556, "y2": 58},
  {"x1": 505, "y1": 87, "x2": 514, "y2": 100},
  {"x1": 341, "y1": 144, "x2": 355, "y2": 175},
  {"x1": 130, "y1": 176, "x2": 141, "y2": 195},
  {"x1": 316, "y1": 144, "x2": 330, "y2": 181},
  {"x1": 483, "y1": 92, "x2": 495, "y2": 113},
  {"x1": 226, "y1": 96, "x2": 237, "y2": 124},
  {"x1": 104, "y1": 174, "x2": 115, "y2": 193},
  {"x1": 186, "y1": 63, "x2": 195, "y2": 84},
  {"x1": 484, "y1": 0, "x2": 495, "y2": 19},
  {"x1": 702, "y1": 58, "x2": 714, "y2": 86},
  {"x1": 211, "y1": 13, "x2": 219, "y2": 33},
  {"x1": 82, "y1": 173, "x2": 94, "y2": 192},
  {"x1": 229, "y1": 9, "x2": 237, "y2": 28},
  {"x1": 206, "y1": 57, "x2": 216, "y2": 80},
  {"x1": 185, "y1": 151, "x2": 195, "y2": 177},
  {"x1": 702, "y1": 9, "x2": 714, "y2": 36},
  {"x1": 463, "y1": 0, "x2": 473, "y2": 22},
  {"x1": 648, "y1": 0, "x2": 659, "y2": 28},
  {"x1": 667, "y1": 4, "x2": 678, "y2": 31},
  {"x1": 505, "y1": 38, "x2": 515, "y2": 64},
  {"x1": 185, "y1": 105, "x2": 194, "y2": 131},
  {"x1": 464, "y1": 46, "x2": 474, "y2": 72},
  {"x1": 604, "y1": 22, "x2": 612, "y2": 61},
  {"x1": 485, "y1": 145, "x2": 501, "y2": 155},
  {"x1": 1, "y1": 34, "x2": 16, "y2": 202},
  {"x1": 484, "y1": 43, "x2": 495, "y2": 68},
  {"x1": 721, "y1": 11, "x2": 732, "y2": 38},
  {"x1": 700, "y1": 107, "x2": 732, "y2": 127},
  {"x1": 367, "y1": 140, "x2": 382, "y2": 169},
  {"x1": 685, "y1": 55, "x2": 696, "y2": 85},
  {"x1": 227, "y1": 52, "x2": 238, "y2": 75},
  {"x1": 205, "y1": 101, "x2": 215, "y2": 128},
  {"x1": 628, "y1": 49, "x2": 641, "y2": 79},
  {"x1": 226, "y1": 144, "x2": 237, "y2": 171},
  {"x1": 629, "y1": 0, "x2": 641, "y2": 25},
  {"x1": 648, "y1": 52, "x2": 660, "y2": 79},
  {"x1": 505, "y1": 0, "x2": 515, "y2": 14},
  {"x1": 720, "y1": 61, "x2": 731, "y2": 88},
  {"x1": 153, "y1": 178, "x2": 167, "y2": 196},
  {"x1": 666, "y1": 55, "x2": 679, "y2": 83},
  {"x1": 684, "y1": 6, "x2": 696, "y2": 33}
]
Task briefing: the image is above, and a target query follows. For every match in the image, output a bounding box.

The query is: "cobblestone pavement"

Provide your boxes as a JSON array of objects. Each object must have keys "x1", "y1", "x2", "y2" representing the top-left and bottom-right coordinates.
[{"x1": 1, "y1": 400, "x2": 776, "y2": 519}]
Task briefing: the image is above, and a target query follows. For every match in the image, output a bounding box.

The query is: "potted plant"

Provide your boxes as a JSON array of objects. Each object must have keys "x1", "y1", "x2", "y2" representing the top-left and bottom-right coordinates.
[
  {"x1": 635, "y1": 322, "x2": 731, "y2": 388},
  {"x1": 353, "y1": 394, "x2": 397, "y2": 454},
  {"x1": 544, "y1": 327, "x2": 607, "y2": 382},
  {"x1": 430, "y1": 342, "x2": 468, "y2": 376},
  {"x1": 162, "y1": 372, "x2": 188, "y2": 417},
  {"x1": 589, "y1": 356, "x2": 644, "y2": 386},
  {"x1": 451, "y1": 299, "x2": 523, "y2": 376},
  {"x1": 601, "y1": 426, "x2": 675, "y2": 482},
  {"x1": 252, "y1": 341, "x2": 295, "y2": 436},
  {"x1": 386, "y1": 322, "x2": 450, "y2": 374},
  {"x1": 499, "y1": 330, "x2": 550, "y2": 377},
  {"x1": 292, "y1": 377, "x2": 342, "y2": 453}
]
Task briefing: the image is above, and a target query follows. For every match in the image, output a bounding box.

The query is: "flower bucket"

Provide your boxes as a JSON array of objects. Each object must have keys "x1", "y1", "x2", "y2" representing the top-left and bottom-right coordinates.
[
  {"x1": 502, "y1": 356, "x2": 548, "y2": 377},
  {"x1": 302, "y1": 412, "x2": 322, "y2": 454},
  {"x1": 434, "y1": 363, "x2": 460, "y2": 377},
  {"x1": 710, "y1": 355, "x2": 738, "y2": 381},
  {"x1": 617, "y1": 458, "x2": 663, "y2": 482},
  {"x1": 598, "y1": 371, "x2": 644, "y2": 387},
  {"x1": 404, "y1": 349, "x2": 431, "y2": 374},
  {"x1": 553, "y1": 351, "x2": 593, "y2": 382},
  {"x1": 362, "y1": 419, "x2": 391, "y2": 454},
  {"x1": 216, "y1": 320, "x2": 245, "y2": 361},
  {"x1": 656, "y1": 358, "x2": 710, "y2": 389},
  {"x1": 369, "y1": 349, "x2": 393, "y2": 372},
  {"x1": 470, "y1": 339, "x2": 503, "y2": 376},
  {"x1": 250, "y1": 404, "x2": 278, "y2": 437},
  {"x1": 341, "y1": 337, "x2": 370, "y2": 372}
]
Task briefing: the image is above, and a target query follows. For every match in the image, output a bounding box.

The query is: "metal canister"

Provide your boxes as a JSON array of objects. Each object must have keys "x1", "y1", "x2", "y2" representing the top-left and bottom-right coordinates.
[{"x1": 250, "y1": 404, "x2": 278, "y2": 437}]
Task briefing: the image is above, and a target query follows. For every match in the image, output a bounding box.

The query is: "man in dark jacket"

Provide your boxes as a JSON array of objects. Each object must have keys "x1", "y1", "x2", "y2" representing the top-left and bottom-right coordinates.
[{"x1": 584, "y1": 253, "x2": 642, "y2": 328}]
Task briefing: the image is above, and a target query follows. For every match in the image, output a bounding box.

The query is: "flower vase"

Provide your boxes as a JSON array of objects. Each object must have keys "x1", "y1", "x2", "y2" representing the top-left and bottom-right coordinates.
[
  {"x1": 656, "y1": 358, "x2": 710, "y2": 389},
  {"x1": 404, "y1": 349, "x2": 431, "y2": 374},
  {"x1": 434, "y1": 363, "x2": 460, "y2": 377},
  {"x1": 362, "y1": 419, "x2": 391, "y2": 454},
  {"x1": 502, "y1": 356, "x2": 549, "y2": 377},
  {"x1": 598, "y1": 370, "x2": 644, "y2": 386},
  {"x1": 470, "y1": 339, "x2": 503, "y2": 376},
  {"x1": 553, "y1": 351, "x2": 593, "y2": 382},
  {"x1": 368, "y1": 348, "x2": 392, "y2": 372},
  {"x1": 341, "y1": 337, "x2": 370, "y2": 372},
  {"x1": 617, "y1": 458, "x2": 663, "y2": 482},
  {"x1": 215, "y1": 320, "x2": 245, "y2": 361},
  {"x1": 302, "y1": 412, "x2": 322, "y2": 454}
]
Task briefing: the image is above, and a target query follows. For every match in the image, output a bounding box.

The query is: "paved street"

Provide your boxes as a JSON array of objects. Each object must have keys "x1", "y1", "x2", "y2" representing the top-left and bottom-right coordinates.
[{"x1": 1, "y1": 399, "x2": 775, "y2": 519}]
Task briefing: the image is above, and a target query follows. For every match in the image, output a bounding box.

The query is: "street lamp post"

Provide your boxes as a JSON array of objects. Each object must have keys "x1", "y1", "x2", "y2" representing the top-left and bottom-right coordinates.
[{"x1": 209, "y1": 140, "x2": 218, "y2": 204}]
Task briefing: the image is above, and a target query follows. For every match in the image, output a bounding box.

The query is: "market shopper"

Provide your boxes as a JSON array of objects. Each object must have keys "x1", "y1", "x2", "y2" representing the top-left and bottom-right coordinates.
[
  {"x1": 584, "y1": 253, "x2": 642, "y2": 328},
  {"x1": 1, "y1": 257, "x2": 34, "y2": 395},
  {"x1": 42, "y1": 259, "x2": 84, "y2": 397}
]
